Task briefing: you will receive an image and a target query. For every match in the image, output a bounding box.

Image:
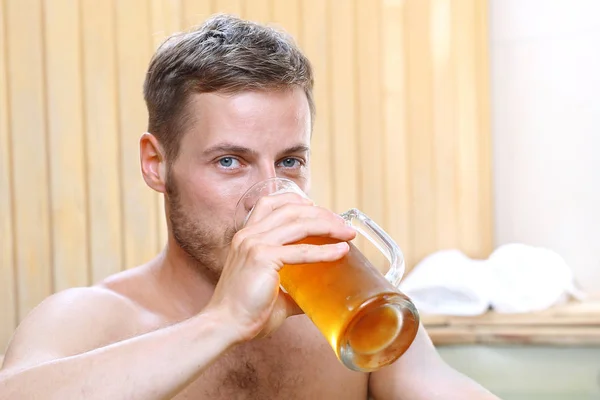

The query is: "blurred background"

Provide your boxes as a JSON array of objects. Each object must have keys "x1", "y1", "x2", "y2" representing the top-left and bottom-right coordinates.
[{"x1": 0, "y1": 0, "x2": 599, "y2": 398}]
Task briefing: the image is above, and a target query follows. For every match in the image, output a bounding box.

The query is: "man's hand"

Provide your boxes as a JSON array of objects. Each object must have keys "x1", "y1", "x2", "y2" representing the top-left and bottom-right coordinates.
[{"x1": 206, "y1": 192, "x2": 357, "y2": 342}]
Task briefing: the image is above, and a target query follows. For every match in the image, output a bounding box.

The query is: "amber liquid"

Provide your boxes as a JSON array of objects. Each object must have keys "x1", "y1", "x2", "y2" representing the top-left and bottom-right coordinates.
[{"x1": 279, "y1": 237, "x2": 418, "y2": 370}]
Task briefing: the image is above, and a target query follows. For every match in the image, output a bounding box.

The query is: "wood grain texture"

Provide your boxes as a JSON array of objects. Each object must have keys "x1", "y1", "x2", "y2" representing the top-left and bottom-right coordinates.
[
  {"x1": 427, "y1": 326, "x2": 600, "y2": 346},
  {"x1": 150, "y1": 0, "x2": 183, "y2": 45},
  {"x1": 329, "y1": 0, "x2": 358, "y2": 214},
  {"x1": 115, "y1": 0, "x2": 158, "y2": 269},
  {"x1": 81, "y1": 0, "x2": 124, "y2": 282},
  {"x1": 423, "y1": 301, "x2": 600, "y2": 345},
  {"x1": 44, "y1": 0, "x2": 90, "y2": 291},
  {"x1": 406, "y1": 0, "x2": 436, "y2": 266},
  {"x1": 214, "y1": 0, "x2": 243, "y2": 17},
  {"x1": 431, "y1": 0, "x2": 458, "y2": 250},
  {"x1": 0, "y1": 0, "x2": 17, "y2": 349},
  {"x1": 6, "y1": 0, "x2": 53, "y2": 321},
  {"x1": 150, "y1": 0, "x2": 183, "y2": 254},
  {"x1": 301, "y1": 0, "x2": 333, "y2": 210},
  {"x1": 244, "y1": 0, "x2": 270, "y2": 22},
  {"x1": 182, "y1": 0, "x2": 212, "y2": 29},
  {"x1": 356, "y1": 0, "x2": 386, "y2": 269},
  {"x1": 273, "y1": 0, "x2": 300, "y2": 41},
  {"x1": 382, "y1": 0, "x2": 412, "y2": 269},
  {"x1": 455, "y1": 0, "x2": 483, "y2": 257},
  {"x1": 474, "y1": 0, "x2": 493, "y2": 255},
  {"x1": 1, "y1": 0, "x2": 493, "y2": 350}
]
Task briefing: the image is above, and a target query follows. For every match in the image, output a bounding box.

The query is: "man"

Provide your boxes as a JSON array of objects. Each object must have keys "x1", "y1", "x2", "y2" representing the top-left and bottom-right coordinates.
[{"x1": 0, "y1": 14, "x2": 499, "y2": 399}]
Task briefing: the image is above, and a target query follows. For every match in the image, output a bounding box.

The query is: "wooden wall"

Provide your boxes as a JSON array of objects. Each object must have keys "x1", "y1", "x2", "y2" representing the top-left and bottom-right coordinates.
[{"x1": 0, "y1": 0, "x2": 492, "y2": 351}]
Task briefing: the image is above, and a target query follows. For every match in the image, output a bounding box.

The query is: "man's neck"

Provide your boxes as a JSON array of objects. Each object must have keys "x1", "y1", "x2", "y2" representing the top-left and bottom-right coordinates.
[{"x1": 151, "y1": 240, "x2": 218, "y2": 317}]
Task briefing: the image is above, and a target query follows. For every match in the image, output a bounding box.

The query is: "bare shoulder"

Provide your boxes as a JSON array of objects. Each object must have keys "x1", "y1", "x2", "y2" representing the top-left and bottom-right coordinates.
[
  {"x1": 368, "y1": 324, "x2": 500, "y2": 399},
  {"x1": 368, "y1": 324, "x2": 444, "y2": 393},
  {"x1": 1, "y1": 284, "x2": 148, "y2": 373}
]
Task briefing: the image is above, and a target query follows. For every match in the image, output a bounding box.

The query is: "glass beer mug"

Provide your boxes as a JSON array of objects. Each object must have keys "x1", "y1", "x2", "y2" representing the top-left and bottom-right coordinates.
[{"x1": 234, "y1": 178, "x2": 420, "y2": 372}]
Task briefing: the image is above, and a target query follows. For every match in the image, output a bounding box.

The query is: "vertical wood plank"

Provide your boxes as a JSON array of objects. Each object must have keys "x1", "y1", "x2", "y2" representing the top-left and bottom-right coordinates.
[
  {"x1": 382, "y1": 0, "x2": 412, "y2": 271},
  {"x1": 182, "y1": 0, "x2": 212, "y2": 29},
  {"x1": 405, "y1": 0, "x2": 436, "y2": 266},
  {"x1": 301, "y1": 0, "x2": 332, "y2": 210},
  {"x1": 431, "y1": 0, "x2": 458, "y2": 250},
  {"x1": 454, "y1": 0, "x2": 483, "y2": 258},
  {"x1": 0, "y1": 0, "x2": 494, "y2": 339},
  {"x1": 329, "y1": 0, "x2": 358, "y2": 213},
  {"x1": 273, "y1": 0, "x2": 300, "y2": 40},
  {"x1": 243, "y1": 0, "x2": 271, "y2": 22},
  {"x1": 356, "y1": 0, "x2": 386, "y2": 268},
  {"x1": 150, "y1": 0, "x2": 182, "y2": 44},
  {"x1": 214, "y1": 0, "x2": 243, "y2": 17},
  {"x1": 150, "y1": 0, "x2": 183, "y2": 254},
  {"x1": 81, "y1": 0, "x2": 124, "y2": 282},
  {"x1": 44, "y1": 0, "x2": 90, "y2": 291},
  {"x1": 474, "y1": 0, "x2": 493, "y2": 256},
  {"x1": 115, "y1": 0, "x2": 158, "y2": 269},
  {"x1": 0, "y1": 0, "x2": 17, "y2": 350},
  {"x1": 6, "y1": 0, "x2": 53, "y2": 319}
]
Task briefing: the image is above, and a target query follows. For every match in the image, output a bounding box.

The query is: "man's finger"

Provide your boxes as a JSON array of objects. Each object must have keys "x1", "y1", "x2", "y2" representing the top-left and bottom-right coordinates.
[
  {"x1": 244, "y1": 192, "x2": 313, "y2": 227},
  {"x1": 277, "y1": 241, "x2": 350, "y2": 267},
  {"x1": 257, "y1": 217, "x2": 356, "y2": 245}
]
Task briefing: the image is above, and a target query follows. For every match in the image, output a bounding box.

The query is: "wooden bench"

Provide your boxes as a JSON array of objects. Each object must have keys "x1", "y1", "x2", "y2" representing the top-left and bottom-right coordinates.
[{"x1": 422, "y1": 298, "x2": 600, "y2": 346}]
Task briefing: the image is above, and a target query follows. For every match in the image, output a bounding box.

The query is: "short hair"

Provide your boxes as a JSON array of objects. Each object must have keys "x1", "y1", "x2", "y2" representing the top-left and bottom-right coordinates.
[{"x1": 143, "y1": 14, "x2": 315, "y2": 161}]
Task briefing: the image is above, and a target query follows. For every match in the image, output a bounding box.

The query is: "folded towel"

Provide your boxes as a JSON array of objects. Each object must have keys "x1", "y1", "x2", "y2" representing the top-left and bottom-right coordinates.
[
  {"x1": 398, "y1": 245, "x2": 585, "y2": 316},
  {"x1": 487, "y1": 243, "x2": 585, "y2": 314},
  {"x1": 399, "y1": 249, "x2": 493, "y2": 316}
]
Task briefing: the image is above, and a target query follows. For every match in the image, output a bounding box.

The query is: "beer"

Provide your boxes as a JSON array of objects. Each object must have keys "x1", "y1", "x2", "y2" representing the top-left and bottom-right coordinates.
[
  {"x1": 235, "y1": 177, "x2": 420, "y2": 371},
  {"x1": 279, "y1": 237, "x2": 419, "y2": 372}
]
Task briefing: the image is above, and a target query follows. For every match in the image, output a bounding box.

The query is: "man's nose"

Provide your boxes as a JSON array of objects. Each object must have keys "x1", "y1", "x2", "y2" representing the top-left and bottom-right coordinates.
[
  {"x1": 240, "y1": 165, "x2": 279, "y2": 207},
  {"x1": 256, "y1": 164, "x2": 277, "y2": 184}
]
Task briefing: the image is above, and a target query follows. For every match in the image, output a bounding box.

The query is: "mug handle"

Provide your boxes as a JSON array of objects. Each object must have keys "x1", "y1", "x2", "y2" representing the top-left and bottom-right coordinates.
[{"x1": 339, "y1": 208, "x2": 405, "y2": 288}]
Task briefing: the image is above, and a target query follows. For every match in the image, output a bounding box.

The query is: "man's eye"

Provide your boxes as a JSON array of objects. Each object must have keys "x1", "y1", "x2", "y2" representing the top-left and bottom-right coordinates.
[
  {"x1": 279, "y1": 158, "x2": 301, "y2": 168},
  {"x1": 218, "y1": 157, "x2": 240, "y2": 168}
]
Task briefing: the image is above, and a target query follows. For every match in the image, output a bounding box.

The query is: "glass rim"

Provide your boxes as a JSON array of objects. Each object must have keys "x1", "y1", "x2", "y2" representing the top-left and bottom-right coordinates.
[{"x1": 233, "y1": 177, "x2": 304, "y2": 231}]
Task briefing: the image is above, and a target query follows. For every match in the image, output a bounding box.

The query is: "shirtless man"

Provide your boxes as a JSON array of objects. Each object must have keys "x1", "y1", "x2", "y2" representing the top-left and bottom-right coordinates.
[{"x1": 0, "y1": 14, "x2": 499, "y2": 400}]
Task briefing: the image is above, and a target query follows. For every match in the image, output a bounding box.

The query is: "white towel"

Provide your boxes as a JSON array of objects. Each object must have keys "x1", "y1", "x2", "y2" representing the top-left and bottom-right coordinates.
[
  {"x1": 487, "y1": 243, "x2": 586, "y2": 314},
  {"x1": 399, "y1": 249, "x2": 493, "y2": 316},
  {"x1": 398, "y1": 245, "x2": 585, "y2": 316}
]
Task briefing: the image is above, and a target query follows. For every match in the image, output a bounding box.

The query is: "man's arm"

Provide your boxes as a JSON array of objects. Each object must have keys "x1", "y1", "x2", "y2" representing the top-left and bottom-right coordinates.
[
  {"x1": 368, "y1": 324, "x2": 501, "y2": 400},
  {"x1": 0, "y1": 193, "x2": 356, "y2": 400},
  {"x1": 0, "y1": 287, "x2": 239, "y2": 400}
]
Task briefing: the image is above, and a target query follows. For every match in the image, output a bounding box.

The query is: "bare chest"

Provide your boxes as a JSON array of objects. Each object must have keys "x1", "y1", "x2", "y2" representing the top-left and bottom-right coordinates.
[{"x1": 173, "y1": 318, "x2": 369, "y2": 400}]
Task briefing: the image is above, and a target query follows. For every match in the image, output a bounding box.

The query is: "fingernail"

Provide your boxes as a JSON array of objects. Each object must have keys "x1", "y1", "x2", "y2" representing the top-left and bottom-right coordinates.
[{"x1": 335, "y1": 242, "x2": 349, "y2": 251}]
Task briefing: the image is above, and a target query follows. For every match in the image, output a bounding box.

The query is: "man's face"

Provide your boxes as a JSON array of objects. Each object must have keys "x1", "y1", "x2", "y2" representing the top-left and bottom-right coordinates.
[{"x1": 165, "y1": 87, "x2": 312, "y2": 278}]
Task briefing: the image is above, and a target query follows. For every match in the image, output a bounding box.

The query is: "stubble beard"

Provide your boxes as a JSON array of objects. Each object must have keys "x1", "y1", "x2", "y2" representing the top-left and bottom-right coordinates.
[{"x1": 165, "y1": 170, "x2": 236, "y2": 283}]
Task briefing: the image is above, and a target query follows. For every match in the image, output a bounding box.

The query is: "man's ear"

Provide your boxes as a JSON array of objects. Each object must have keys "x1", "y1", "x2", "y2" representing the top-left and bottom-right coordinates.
[{"x1": 140, "y1": 132, "x2": 167, "y2": 193}]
